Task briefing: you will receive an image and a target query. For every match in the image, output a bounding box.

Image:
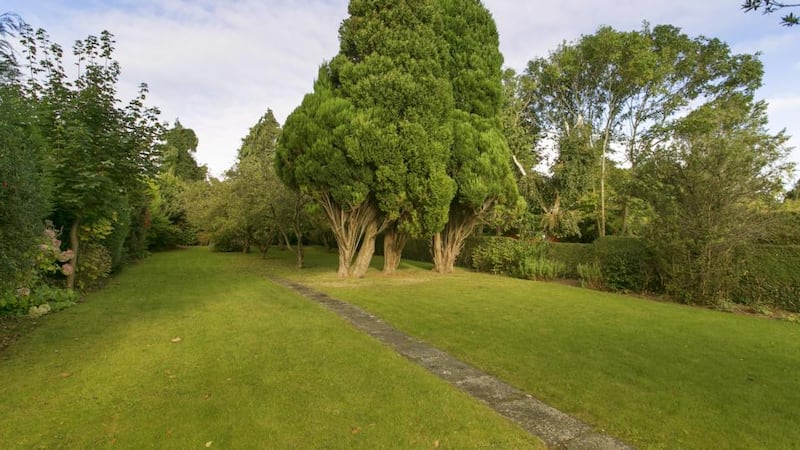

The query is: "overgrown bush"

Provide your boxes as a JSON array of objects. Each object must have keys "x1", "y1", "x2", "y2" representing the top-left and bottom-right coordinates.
[{"x1": 76, "y1": 242, "x2": 112, "y2": 291}]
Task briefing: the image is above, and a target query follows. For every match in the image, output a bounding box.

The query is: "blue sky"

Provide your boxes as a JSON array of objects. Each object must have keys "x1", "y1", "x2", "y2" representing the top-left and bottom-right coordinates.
[{"x1": 4, "y1": 1, "x2": 799, "y2": 183}]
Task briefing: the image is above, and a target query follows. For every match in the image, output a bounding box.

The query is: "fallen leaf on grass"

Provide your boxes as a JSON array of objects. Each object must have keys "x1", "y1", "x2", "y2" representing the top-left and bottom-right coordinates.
[
  {"x1": 203, "y1": 394, "x2": 211, "y2": 400},
  {"x1": 171, "y1": 337, "x2": 182, "y2": 343},
  {"x1": 351, "y1": 427, "x2": 361, "y2": 435},
  {"x1": 432, "y1": 439, "x2": 440, "y2": 448},
  {"x1": 205, "y1": 441, "x2": 213, "y2": 447}
]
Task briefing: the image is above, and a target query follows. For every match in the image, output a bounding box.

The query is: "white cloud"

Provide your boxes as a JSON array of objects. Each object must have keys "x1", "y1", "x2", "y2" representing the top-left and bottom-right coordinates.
[{"x1": 6, "y1": 0, "x2": 800, "y2": 173}]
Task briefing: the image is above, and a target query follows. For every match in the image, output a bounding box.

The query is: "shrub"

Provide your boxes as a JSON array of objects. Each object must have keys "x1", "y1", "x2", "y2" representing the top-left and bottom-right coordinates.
[
  {"x1": 733, "y1": 245, "x2": 800, "y2": 312},
  {"x1": 577, "y1": 262, "x2": 603, "y2": 290},
  {"x1": 471, "y1": 237, "x2": 544, "y2": 275},
  {"x1": 516, "y1": 256, "x2": 566, "y2": 281},
  {"x1": 471, "y1": 237, "x2": 566, "y2": 281},
  {"x1": 76, "y1": 242, "x2": 112, "y2": 291},
  {"x1": 548, "y1": 242, "x2": 594, "y2": 278},
  {"x1": 594, "y1": 237, "x2": 655, "y2": 293}
]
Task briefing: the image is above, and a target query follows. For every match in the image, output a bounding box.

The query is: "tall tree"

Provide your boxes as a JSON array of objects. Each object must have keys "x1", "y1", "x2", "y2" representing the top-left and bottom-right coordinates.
[
  {"x1": 0, "y1": 13, "x2": 22, "y2": 82},
  {"x1": 277, "y1": 65, "x2": 374, "y2": 277},
  {"x1": 431, "y1": 0, "x2": 522, "y2": 274},
  {"x1": 640, "y1": 93, "x2": 791, "y2": 304},
  {"x1": 331, "y1": 0, "x2": 456, "y2": 275},
  {"x1": 159, "y1": 120, "x2": 206, "y2": 182},
  {"x1": 279, "y1": 0, "x2": 457, "y2": 277},
  {"x1": 523, "y1": 24, "x2": 765, "y2": 237},
  {"x1": 21, "y1": 29, "x2": 161, "y2": 289}
]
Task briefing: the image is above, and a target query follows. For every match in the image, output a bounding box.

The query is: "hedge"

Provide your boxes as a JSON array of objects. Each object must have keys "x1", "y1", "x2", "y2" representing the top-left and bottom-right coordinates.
[{"x1": 733, "y1": 245, "x2": 800, "y2": 313}]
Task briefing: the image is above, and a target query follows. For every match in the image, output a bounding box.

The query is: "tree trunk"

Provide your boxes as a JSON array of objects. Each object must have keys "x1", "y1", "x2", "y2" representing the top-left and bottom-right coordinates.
[
  {"x1": 66, "y1": 219, "x2": 80, "y2": 290},
  {"x1": 317, "y1": 192, "x2": 380, "y2": 278},
  {"x1": 350, "y1": 219, "x2": 378, "y2": 278},
  {"x1": 292, "y1": 194, "x2": 306, "y2": 269},
  {"x1": 432, "y1": 210, "x2": 478, "y2": 274},
  {"x1": 295, "y1": 240, "x2": 304, "y2": 269},
  {"x1": 382, "y1": 224, "x2": 408, "y2": 275}
]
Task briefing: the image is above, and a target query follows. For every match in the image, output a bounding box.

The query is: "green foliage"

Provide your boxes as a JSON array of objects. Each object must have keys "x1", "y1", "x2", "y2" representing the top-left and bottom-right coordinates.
[
  {"x1": 516, "y1": 256, "x2": 566, "y2": 281},
  {"x1": 547, "y1": 242, "x2": 594, "y2": 278},
  {"x1": 640, "y1": 94, "x2": 790, "y2": 305},
  {"x1": 470, "y1": 236, "x2": 564, "y2": 280},
  {"x1": 577, "y1": 262, "x2": 603, "y2": 289},
  {"x1": 593, "y1": 236, "x2": 655, "y2": 292},
  {"x1": 742, "y1": 0, "x2": 800, "y2": 26},
  {"x1": 761, "y1": 210, "x2": 800, "y2": 244},
  {"x1": 733, "y1": 245, "x2": 800, "y2": 312},
  {"x1": 158, "y1": 120, "x2": 206, "y2": 181},
  {"x1": 0, "y1": 85, "x2": 50, "y2": 293}
]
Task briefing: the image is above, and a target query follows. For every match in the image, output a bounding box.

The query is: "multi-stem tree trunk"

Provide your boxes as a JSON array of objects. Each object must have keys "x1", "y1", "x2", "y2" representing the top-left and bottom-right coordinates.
[
  {"x1": 66, "y1": 218, "x2": 81, "y2": 290},
  {"x1": 318, "y1": 192, "x2": 380, "y2": 278},
  {"x1": 432, "y1": 208, "x2": 480, "y2": 274},
  {"x1": 350, "y1": 219, "x2": 379, "y2": 278},
  {"x1": 382, "y1": 223, "x2": 408, "y2": 275}
]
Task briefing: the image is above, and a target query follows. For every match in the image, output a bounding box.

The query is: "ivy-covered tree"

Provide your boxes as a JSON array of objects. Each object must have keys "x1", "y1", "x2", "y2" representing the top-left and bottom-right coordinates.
[{"x1": 431, "y1": 0, "x2": 522, "y2": 274}]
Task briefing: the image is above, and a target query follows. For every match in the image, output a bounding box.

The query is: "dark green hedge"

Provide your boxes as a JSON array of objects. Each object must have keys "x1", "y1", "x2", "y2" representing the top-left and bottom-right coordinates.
[
  {"x1": 547, "y1": 242, "x2": 593, "y2": 278},
  {"x1": 733, "y1": 245, "x2": 800, "y2": 313},
  {"x1": 592, "y1": 237, "x2": 656, "y2": 293}
]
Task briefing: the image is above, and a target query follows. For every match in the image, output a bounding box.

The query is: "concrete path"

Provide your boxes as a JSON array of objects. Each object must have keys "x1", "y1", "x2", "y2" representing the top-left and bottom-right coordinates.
[{"x1": 274, "y1": 278, "x2": 636, "y2": 450}]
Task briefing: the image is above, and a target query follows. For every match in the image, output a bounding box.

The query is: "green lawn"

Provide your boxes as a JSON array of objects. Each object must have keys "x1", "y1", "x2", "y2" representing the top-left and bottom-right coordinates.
[
  {"x1": 268, "y1": 247, "x2": 800, "y2": 450},
  {"x1": 0, "y1": 248, "x2": 541, "y2": 449}
]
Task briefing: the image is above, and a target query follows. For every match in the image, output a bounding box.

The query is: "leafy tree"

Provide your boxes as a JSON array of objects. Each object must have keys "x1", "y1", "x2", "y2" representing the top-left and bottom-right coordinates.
[
  {"x1": 640, "y1": 93, "x2": 791, "y2": 305},
  {"x1": 279, "y1": 0, "x2": 456, "y2": 277},
  {"x1": 742, "y1": 0, "x2": 800, "y2": 26},
  {"x1": 523, "y1": 24, "x2": 765, "y2": 237},
  {"x1": 159, "y1": 120, "x2": 206, "y2": 182},
  {"x1": 277, "y1": 65, "x2": 371, "y2": 277},
  {"x1": 20, "y1": 28, "x2": 161, "y2": 289},
  {"x1": 149, "y1": 121, "x2": 206, "y2": 249},
  {"x1": 331, "y1": 0, "x2": 456, "y2": 275},
  {"x1": 0, "y1": 13, "x2": 22, "y2": 82},
  {"x1": 431, "y1": 0, "x2": 522, "y2": 274}
]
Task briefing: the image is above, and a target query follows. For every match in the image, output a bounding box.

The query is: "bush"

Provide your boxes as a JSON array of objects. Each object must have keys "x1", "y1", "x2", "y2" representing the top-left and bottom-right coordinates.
[
  {"x1": 733, "y1": 245, "x2": 800, "y2": 312},
  {"x1": 577, "y1": 262, "x2": 603, "y2": 289},
  {"x1": 548, "y1": 243, "x2": 594, "y2": 278},
  {"x1": 471, "y1": 237, "x2": 565, "y2": 281},
  {"x1": 594, "y1": 237, "x2": 655, "y2": 293},
  {"x1": 76, "y1": 242, "x2": 112, "y2": 291},
  {"x1": 516, "y1": 256, "x2": 566, "y2": 281}
]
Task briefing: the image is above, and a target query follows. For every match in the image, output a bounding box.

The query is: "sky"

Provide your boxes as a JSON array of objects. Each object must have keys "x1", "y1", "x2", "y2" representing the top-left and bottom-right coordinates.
[{"x1": 4, "y1": 0, "x2": 800, "y2": 182}]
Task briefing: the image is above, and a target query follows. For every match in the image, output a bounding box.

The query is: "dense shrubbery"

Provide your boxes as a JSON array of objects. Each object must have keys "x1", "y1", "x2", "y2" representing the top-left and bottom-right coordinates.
[
  {"x1": 592, "y1": 237, "x2": 655, "y2": 292},
  {"x1": 733, "y1": 245, "x2": 800, "y2": 313},
  {"x1": 468, "y1": 235, "x2": 800, "y2": 313},
  {"x1": 471, "y1": 237, "x2": 566, "y2": 281}
]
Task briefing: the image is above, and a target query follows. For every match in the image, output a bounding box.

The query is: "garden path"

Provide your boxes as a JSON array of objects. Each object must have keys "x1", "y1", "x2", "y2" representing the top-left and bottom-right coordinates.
[{"x1": 274, "y1": 278, "x2": 636, "y2": 450}]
